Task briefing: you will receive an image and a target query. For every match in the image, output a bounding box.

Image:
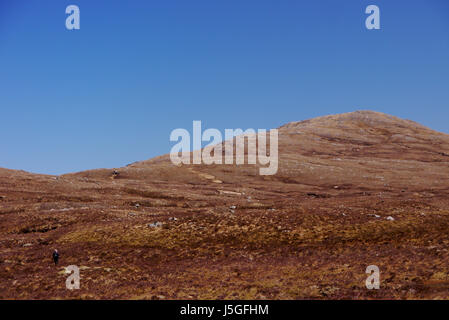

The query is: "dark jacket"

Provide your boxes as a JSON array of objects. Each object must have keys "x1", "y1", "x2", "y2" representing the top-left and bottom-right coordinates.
[{"x1": 53, "y1": 251, "x2": 59, "y2": 262}]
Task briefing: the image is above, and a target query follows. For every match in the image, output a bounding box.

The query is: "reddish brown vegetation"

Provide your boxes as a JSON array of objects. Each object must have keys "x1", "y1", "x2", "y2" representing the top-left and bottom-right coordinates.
[{"x1": 1, "y1": 111, "x2": 449, "y2": 299}]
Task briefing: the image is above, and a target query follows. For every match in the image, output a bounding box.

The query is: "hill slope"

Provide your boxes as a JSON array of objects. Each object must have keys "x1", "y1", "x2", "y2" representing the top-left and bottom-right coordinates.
[{"x1": 1, "y1": 110, "x2": 449, "y2": 299}]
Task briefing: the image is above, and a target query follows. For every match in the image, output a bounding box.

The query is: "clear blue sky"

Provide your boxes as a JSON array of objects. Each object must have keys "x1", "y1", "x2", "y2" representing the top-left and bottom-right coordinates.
[{"x1": 1, "y1": 0, "x2": 448, "y2": 174}]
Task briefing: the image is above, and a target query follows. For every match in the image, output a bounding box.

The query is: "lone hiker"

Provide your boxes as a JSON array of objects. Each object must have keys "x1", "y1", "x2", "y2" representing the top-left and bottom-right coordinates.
[{"x1": 52, "y1": 249, "x2": 59, "y2": 266}]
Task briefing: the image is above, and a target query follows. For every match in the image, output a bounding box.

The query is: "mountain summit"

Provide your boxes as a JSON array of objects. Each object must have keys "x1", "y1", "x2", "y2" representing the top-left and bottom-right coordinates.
[{"x1": 108, "y1": 110, "x2": 449, "y2": 196}]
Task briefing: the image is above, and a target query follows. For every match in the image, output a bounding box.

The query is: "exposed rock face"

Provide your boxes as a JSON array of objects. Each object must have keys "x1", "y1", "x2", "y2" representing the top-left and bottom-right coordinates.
[{"x1": 1, "y1": 111, "x2": 449, "y2": 299}]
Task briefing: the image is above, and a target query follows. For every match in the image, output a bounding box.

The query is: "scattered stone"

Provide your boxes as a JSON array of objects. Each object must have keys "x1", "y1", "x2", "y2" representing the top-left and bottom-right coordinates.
[
  {"x1": 23, "y1": 243, "x2": 33, "y2": 247},
  {"x1": 128, "y1": 212, "x2": 136, "y2": 216},
  {"x1": 148, "y1": 222, "x2": 163, "y2": 228},
  {"x1": 408, "y1": 288, "x2": 417, "y2": 295},
  {"x1": 386, "y1": 216, "x2": 395, "y2": 221},
  {"x1": 168, "y1": 217, "x2": 178, "y2": 221},
  {"x1": 134, "y1": 203, "x2": 140, "y2": 208},
  {"x1": 229, "y1": 205, "x2": 237, "y2": 210}
]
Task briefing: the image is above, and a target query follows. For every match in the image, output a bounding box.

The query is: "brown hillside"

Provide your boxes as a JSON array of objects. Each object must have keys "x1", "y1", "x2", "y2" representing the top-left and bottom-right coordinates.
[{"x1": 1, "y1": 110, "x2": 449, "y2": 299}]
